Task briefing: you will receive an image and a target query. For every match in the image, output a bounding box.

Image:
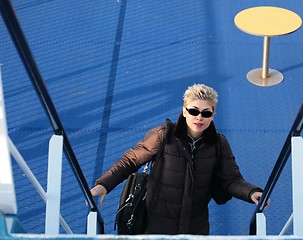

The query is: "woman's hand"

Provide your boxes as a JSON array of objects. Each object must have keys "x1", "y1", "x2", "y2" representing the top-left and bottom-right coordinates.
[
  {"x1": 88, "y1": 185, "x2": 107, "y2": 206},
  {"x1": 251, "y1": 192, "x2": 270, "y2": 207}
]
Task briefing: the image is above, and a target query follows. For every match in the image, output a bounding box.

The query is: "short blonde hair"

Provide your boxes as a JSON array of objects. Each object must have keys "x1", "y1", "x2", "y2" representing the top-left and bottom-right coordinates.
[{"x1": 183, "y1": 84, "x2": 218, "y2": 109}]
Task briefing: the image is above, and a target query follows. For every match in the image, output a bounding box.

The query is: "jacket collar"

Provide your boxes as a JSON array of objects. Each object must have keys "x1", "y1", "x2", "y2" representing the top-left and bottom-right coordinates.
[{"x1": 174, "y1": 112, "x2": 218, "y2": 145}]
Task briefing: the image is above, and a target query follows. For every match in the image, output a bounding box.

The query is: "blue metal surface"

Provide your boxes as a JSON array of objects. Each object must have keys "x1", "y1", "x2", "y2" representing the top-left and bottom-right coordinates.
[
  {"x1": 0, "y1": 0, "x2": 104, "y2": 232},
  {"x1": 0, "y1": 0, "x2": 302, "y2": 237},
  {"x1": 0, "y1": 212, "x2": 8, "y2": 237}
]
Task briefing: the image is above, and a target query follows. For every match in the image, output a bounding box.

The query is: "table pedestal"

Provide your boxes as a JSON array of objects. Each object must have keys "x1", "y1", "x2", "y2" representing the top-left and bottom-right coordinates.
[
  {"x1": 246, "y1": 36, "x2": 283, "y2": 86},
  {"x1": 247, "y1": 68, "x2": 283, "y2": 87}
]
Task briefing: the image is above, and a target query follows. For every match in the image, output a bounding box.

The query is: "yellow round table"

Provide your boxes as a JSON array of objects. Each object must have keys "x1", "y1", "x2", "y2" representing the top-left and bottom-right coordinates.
[{"x1": 235, "y1": 6, "x2": 302, "y2": 86}]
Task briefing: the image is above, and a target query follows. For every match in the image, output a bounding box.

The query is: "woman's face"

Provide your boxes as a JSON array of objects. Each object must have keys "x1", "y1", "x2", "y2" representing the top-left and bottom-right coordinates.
[{"x1": 183, "y1": 99, "x2": 214, "y2": 139}]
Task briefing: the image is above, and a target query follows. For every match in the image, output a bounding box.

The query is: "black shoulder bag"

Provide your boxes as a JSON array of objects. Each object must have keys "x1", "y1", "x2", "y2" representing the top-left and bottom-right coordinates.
[
  {"x1": 211, "y1": 133, "x2": 233, "y2": 205},
  {"x1": 114, "y1": 119, "x2": 173, "y2": 234}
]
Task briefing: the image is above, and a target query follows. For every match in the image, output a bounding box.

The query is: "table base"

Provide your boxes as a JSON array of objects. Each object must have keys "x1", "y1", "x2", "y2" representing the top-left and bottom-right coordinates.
[{"x1": 246, "y1": 68, "x2": 284, "y2": 87}]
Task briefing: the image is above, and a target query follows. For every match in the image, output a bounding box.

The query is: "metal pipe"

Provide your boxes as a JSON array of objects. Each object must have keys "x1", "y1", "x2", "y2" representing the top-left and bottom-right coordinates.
[
  {"x1": 262, "y1": 36, "x2": 270, "y2": 78},
  {"x1": 279, "y1": 213, "x2": 293, "y2": 235},
  {"x1": 7, "y1": 136, "x2": 73, "y2": 234}
]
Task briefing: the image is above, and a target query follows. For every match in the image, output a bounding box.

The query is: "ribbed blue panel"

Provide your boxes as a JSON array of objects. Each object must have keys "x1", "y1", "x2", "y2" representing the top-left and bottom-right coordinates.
[{"x1": 0, "y1": 0, "x2": 302, "y2": 236}]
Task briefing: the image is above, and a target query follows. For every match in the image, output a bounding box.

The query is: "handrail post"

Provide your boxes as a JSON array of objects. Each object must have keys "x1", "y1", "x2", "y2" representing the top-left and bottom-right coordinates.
[
  {"x1": 87, "y1": 211, "x2": 97, "y2": 236},
  {"x1": 0, "y1": 64, "x2": 17, "y2": 215},
  {"x1": 291, "y1": 135, "x2": 303, "y2": 236},
  {"x1": 8, "y1": 136, "x2": 73, "y2": 234},
  {"x1": 45, "y1": 134, "x2": 63, "y2": 235},
  {"x1": 256, "y1": 213, "x2": 266, "y2": 236}
]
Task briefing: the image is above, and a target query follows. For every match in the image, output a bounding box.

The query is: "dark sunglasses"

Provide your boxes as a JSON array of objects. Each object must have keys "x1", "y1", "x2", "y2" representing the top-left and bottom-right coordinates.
[{"x1": 186, "y1": 108, "x2": 213, "y2": 118}]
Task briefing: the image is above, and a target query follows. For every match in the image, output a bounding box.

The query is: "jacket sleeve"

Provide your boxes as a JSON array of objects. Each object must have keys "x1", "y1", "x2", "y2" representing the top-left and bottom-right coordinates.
[
  {"x1": 95, "y1": 124, "x2": 166, "y2": 193},
  {"x1": 219, "y1": 134, "x2": 263, "y2": 203}
]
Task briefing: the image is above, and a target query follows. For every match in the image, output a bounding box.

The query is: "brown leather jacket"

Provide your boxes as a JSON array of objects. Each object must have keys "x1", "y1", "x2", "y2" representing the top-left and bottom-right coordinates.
[{"x1": 96, "y1": 113, "x2": 261, "y2": 235}]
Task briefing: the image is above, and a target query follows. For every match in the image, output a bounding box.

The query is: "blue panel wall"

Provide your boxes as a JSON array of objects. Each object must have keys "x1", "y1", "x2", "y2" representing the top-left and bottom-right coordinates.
[{"x1": 0, "y1": 0, "x2": 302, "y2": 236}]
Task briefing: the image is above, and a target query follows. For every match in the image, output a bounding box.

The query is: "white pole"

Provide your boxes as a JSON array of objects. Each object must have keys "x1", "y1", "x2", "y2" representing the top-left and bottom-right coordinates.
[
  {"x1": 256, "y1": 212, "x2": 266, "y2": 236},
  {"x1": 45, "y1": 134, "x2": 63, "y2": 235},
  {"x1": 291, "y1": 136, "x2": 303, "y2": 236},
  {"x1": 87, "y1": 211, "x2": 97, "y2": 236},
  {"x1": 7, "y1": 136, "x2": 72, "y2": 234},
  {"x1": 279, "y1": 213, "x2": 293, "y2": 235},
  {"x1": 0, "y1": 64, "x2": 17, "y2": 215}
]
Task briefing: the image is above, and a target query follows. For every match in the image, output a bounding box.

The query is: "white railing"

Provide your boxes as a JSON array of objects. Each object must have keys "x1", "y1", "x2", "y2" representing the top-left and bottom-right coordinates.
[
  {"x1": 0, "y1": 64, "x2": 17, "y2": 216},
  {"x1": 256, "y1": 134, "x2": 303, "y2": 236},
  {"x1": 45, "y1": 135, "x2": 64, "y2": 234},
  {"x1": 0, "y1": 65, "x2": 98, "y2": 236},
  {"x1": 290, "y1": 135, "x2": 303, "y2": 235},
  {"x1": 7, "y1": 136, "x2": 72, "y2": 234},
  {"x1": 8, "y1": 133, "x2": 100, "y2": 235}
]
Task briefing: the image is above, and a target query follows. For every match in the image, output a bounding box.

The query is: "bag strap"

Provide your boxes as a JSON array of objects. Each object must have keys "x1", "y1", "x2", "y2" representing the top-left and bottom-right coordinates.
[
  {"x1": 155, "y1": 119, "x2": 173, "y2": 157},
  {"x1": 130, "y1": 120, "x2": 173, "y2": 220},
  {"x1": 148, "y1": 119, "x2": 173, "y2": 205},
  {"x1": 142, "y1": 119, "x2": 173, "y2": 173},
  {"x1": 151, "y1": 119, "x2": 173, "y2": 173}
]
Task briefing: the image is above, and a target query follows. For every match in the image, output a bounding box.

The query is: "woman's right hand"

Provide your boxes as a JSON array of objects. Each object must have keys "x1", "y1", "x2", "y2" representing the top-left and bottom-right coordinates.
[{"x1": 89, "y1": 184, "x2": 107, "y2": 206}]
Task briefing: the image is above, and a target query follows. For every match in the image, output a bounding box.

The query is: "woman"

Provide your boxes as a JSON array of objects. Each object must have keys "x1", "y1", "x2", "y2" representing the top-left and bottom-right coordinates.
[{"x1": 90, "y1": 83, "x2": 265, "y2": 235}]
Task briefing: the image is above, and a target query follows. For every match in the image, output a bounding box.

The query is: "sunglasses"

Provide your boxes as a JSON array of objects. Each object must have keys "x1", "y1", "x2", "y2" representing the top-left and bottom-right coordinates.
[{"x1": 186, "y1": 108, "x2": 213, "y2": 118}]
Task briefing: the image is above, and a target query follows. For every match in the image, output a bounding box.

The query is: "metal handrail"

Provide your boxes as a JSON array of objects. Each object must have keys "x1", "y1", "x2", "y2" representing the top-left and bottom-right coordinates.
[
  {"x1": 0, "y1": 0, "x2": 104, "y2": 234},
  {"x1": 7, "y1": 136, "x2": 73, "y2": 234},
  {"x1": 249, "y1": 103, "x2": 303, "y2": 235}
]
